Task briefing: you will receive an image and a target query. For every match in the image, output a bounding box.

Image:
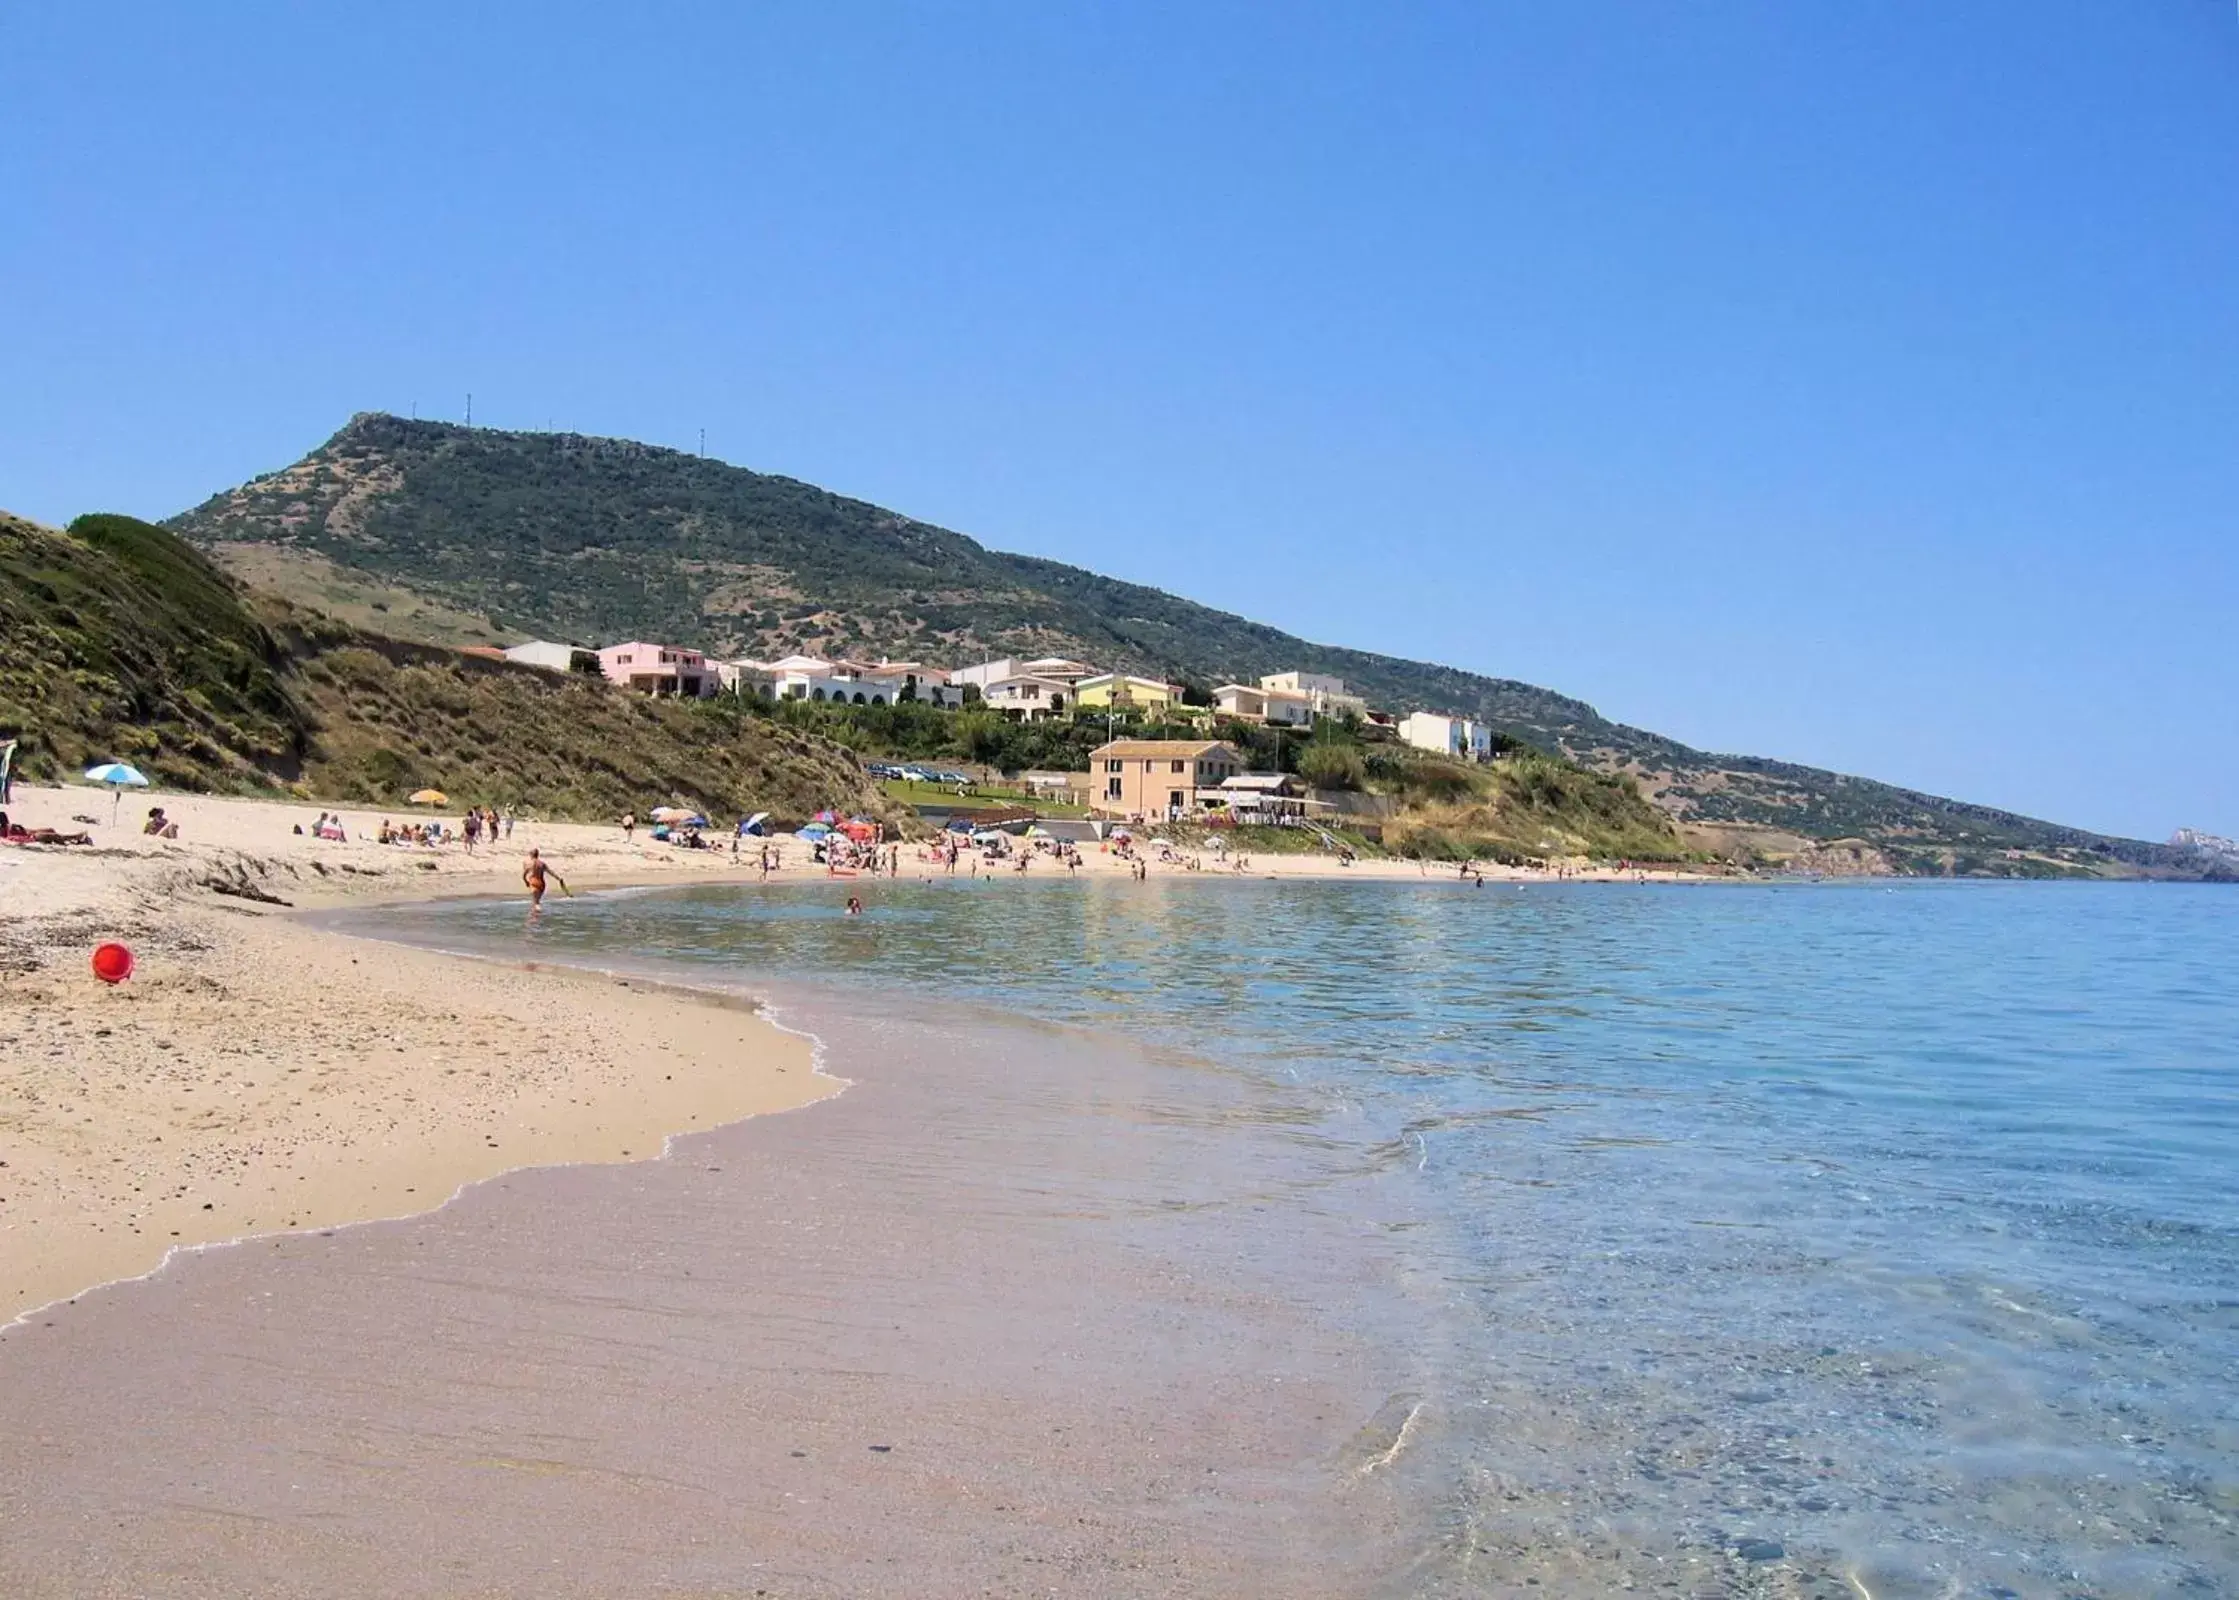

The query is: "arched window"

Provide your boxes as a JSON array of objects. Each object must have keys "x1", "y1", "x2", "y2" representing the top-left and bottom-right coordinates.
[
  {"x1": 811, "y1": 688, "x2": 826, "y2": 702},
  {"x1": 852, "y1": 692, "x2": 868, "y2": 705},
  {"x1": 869, "y1": 695, "x2": 886, "y2": 706}
]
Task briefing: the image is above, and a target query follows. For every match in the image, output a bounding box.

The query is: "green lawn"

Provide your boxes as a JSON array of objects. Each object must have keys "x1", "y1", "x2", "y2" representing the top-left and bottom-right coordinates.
[{"x1": 878, "y1": 777, "x2": 1088, "y2": 817}]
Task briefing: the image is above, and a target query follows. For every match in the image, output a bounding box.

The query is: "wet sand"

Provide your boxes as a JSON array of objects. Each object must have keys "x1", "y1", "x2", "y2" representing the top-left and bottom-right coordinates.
[{"x1": 0, "y1": 989, "x2": 1432, "y2": 1598}]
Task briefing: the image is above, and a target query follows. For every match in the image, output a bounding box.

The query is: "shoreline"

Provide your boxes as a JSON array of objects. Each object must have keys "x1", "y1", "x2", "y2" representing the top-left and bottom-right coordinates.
[
  {"x1": 0, "y1": 960, "x2": 1426, "y2": 1597},
  {"x1": 0, "y1": 773, "x2": 1728, "y2": 1326}
]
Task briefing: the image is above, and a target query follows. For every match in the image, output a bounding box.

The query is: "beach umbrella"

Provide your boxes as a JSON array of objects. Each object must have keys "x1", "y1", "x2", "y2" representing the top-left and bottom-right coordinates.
[
  {"x1": 650, "y1": 805, "x2": 696, "y2": 823},
  {"x1": 408, "y1": 789, "x2": 448, "y2": 806},
  {"x1": 84, "y1": 761, "x2": 149, "y2": 824},
  {"x1": 944, "y1": 816, "x2": 974, "y2": 833},
  {"x1": 798, "y1": 822, "x2": 832, "y2": 840},
  {"x1": 741, "y1": 811, "x2": 770, "y2": 836}
]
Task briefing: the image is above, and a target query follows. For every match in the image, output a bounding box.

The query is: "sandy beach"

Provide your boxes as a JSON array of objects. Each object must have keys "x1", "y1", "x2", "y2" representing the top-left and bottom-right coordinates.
[
  {"x1": 0, "y1": 781, "x2": 1433, "y2": 1596},
  {"x1": 0, "y1": 777, "x2": 1687, "y2": 1326},
  {"x1": 0, "y1": 782, "x2": 845, "y2": 1325}
]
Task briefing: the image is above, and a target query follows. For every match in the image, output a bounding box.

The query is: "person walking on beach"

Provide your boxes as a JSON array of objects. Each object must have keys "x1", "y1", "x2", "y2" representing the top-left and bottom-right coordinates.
[
  {"x1": 621, "y1": 811, "x2": 636, "y2": 841},
  {"x1": 523, "y1": 847, "x2": 570, "y2": 910}
]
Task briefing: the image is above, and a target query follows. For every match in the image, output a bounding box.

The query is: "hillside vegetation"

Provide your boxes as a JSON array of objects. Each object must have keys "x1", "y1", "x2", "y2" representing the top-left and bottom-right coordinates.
[
  {"x1": 166, "y1": 414, "x2": 2200, "y2": 876},
  {"x1": 0, "y1": 512, "x2": 894, "y2": 826}
]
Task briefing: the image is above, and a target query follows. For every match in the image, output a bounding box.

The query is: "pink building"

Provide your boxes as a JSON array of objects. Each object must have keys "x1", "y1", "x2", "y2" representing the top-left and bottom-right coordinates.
[{"x1": 597, "y1": 641, "x2": 712, "y2": 697}]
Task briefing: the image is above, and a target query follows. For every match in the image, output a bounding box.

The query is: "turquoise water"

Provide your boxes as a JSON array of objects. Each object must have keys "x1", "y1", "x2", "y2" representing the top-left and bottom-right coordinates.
[{"x1": 396, "y1": 877, "x2": 2238, "y2": 1594}]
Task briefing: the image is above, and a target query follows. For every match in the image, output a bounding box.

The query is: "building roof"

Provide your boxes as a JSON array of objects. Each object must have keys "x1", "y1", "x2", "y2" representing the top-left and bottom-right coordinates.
[
  {"x1": 1076, "y1": 672, "x2": 1172, "y2": 690},
  {"x1": 600, "y1": 640, "x2": 703, "y2": 660},
  {"x1": 1213, "y1": 682, "x2": 1307, "y2": 702},
  {"x1": 1219, "y1": 772, "x2": 1298, "y2": 791},
  {"x1": 982, "y1": 673, "x2": 1077, "y2": 692},
  {"x1": 1090, "y1": 739, "x2": 1240, "y2": 760}
]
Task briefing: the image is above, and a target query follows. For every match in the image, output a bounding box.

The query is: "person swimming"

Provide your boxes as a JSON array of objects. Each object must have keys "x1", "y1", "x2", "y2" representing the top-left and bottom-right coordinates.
[{"x1": 845, "y1": 895, "x2": 864, "y2": 916}]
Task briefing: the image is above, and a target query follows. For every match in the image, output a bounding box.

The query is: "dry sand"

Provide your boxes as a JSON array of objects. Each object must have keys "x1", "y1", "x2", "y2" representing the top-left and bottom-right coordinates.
[{"x1": 0, "y1": 783, "x2": 839, "y2": 1325}]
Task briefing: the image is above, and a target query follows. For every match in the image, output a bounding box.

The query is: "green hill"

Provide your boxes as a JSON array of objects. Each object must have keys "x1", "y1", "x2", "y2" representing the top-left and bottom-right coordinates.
[
  {"x1": 166, "y1": 413, "x2": 2200, "y2": 876},
  {"x1": 0, "y1": 511, "x2": 894, "y2": 826}
]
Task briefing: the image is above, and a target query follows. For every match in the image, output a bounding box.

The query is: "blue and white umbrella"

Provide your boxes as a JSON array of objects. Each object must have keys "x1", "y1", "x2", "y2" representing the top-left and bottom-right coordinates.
[{"x1": 84, "y1": 761, "x2": 149, "y2": 824}]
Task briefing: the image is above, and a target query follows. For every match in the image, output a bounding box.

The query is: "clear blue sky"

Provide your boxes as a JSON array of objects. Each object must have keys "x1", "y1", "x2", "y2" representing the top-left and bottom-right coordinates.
[{"x1": 5, "y1": 3, "x2": 2235, "y2": 841}]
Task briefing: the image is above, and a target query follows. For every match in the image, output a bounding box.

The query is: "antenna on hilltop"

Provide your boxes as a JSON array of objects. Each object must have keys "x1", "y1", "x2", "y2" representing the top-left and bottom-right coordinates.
[
  {"x1": 465, "y1": 392, "x2": 473, "y2": 426},
  {"x1": 699, "y1": 427, "x2": 706, "y2": 456}
]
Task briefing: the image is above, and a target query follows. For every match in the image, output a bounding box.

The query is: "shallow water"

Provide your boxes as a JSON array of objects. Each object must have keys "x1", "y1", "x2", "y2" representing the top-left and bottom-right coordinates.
[{"x1": 386, "y1": 875, "x2": 2239, "y2": 1595}]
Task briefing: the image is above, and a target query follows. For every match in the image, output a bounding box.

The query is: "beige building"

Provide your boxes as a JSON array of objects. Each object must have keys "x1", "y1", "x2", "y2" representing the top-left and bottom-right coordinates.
[
  {"x1": 1212, "y1": 682, "x2": 1314, "y2": 727},
  {"x1": 1259, "y1": 670, "x2": 1369, "y2": 721},
  {"x1": 1089, "y1": 739, "x2": 1245, "y2": 817}
]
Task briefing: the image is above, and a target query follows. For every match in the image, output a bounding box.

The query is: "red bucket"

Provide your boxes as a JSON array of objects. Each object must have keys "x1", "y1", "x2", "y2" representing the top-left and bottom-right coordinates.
[{"x1": 91, "y1": 942, "x2": 134, "y2": 984}]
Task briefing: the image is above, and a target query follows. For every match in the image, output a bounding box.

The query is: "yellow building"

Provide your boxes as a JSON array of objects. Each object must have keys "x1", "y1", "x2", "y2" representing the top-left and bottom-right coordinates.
[{"x1": 1073, "y1": 673, "x2": 1177, "y2": 713}]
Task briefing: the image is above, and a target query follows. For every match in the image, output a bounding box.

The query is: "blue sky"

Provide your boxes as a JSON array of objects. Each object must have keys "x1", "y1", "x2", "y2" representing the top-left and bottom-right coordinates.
[{"x1": 5, "y1": 2, "x2": 2235, "y2": 841}]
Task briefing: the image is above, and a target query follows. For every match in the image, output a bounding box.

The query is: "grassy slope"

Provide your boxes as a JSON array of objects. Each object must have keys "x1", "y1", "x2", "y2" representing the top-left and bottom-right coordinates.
[
  {"x1": 164, "y1": 415, "x2": 2197, "y2": 875},
  {"x1": 204, "y1": 541, "x2": 514, "y2": 649},
  {"x1": 1373, "y1": 751, "x2": 1690, "y2": 863},
  {"x1": 1, "y1": 511, "x2": 305, "y2": 789},
  {"x1": 0, "y1": 512, "x2": 896, "y2": 826}
]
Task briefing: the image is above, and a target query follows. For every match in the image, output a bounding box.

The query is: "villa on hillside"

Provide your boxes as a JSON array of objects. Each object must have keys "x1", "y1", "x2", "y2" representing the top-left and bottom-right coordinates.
[
  {"x1": 866, "y1": 660, "x2": 962, "y2": 707},
  {"x1": 1088, "y1": 739, "x2": 1245, "y2": 818},
  {"x1": 1258, "y1": 670, "x2": 1368, "y2": 721},
  {"x1": 949, "y1": 655, "x2": 1099, "y2": 693},
  {"x1": 978, "y1": 673, "x2": 1077, "y2": 719},
  {"x1": 1074, "y1": 673, "x2": 1177, "y2": 713},
  {"x1": 718, "y1": 654, "x2": 960, "y2": 707},
  {"x1": 1399, "y1": 710, "x2": 1492, "y2": 761},
  {"x1": 1212, "y1": 681, "x2": 1314, "y2": 727},
  {"x1": 598, "y1": 641, "x2": 714, "y2": 697}
]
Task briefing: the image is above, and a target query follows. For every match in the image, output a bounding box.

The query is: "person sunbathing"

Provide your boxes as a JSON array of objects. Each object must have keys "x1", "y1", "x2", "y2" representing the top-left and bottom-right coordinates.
[
  {"x1": 143, "y1": 807, "x2": 179, "y2": 839},
  {"x1": 0, "y1": 811, "x2": 93, "y2": 846}
]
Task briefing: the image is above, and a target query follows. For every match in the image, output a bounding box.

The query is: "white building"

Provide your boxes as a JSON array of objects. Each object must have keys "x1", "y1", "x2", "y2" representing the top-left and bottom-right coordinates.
[
  {"x1": 1259, "y1": 670, "x2": 1369, "y2": 722},
  {"x1": 980, "y1": 673, "x2": 1077, "y2": 719},
  {"x1": 725, "y1": 654, "x2": 962, "y2": 707},
  {"x1": 863, "y1": 660, "x2": 962, "y2": 708},
  {"x1": 950, "y1": 655, "x2": 1098, "y2": 693},
  {"x1": 1399, "y1": 711, "x2": 1492, "y2": 761},
  {"x1": 1213, "y1": 682, "x2": 1314, "y2": 727},
  {"x1": 502, "y1": 640, "x2": 594, "y2": 674},
  {"x1": 718, "y1": 658, "x2": 781, "y2": 698}
]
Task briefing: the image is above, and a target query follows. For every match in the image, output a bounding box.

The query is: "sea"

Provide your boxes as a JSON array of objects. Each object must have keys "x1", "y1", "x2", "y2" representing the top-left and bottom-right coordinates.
[
  {"x1": 5, "y1": 875, "x2": 2232, "y2": 1597},
  {"x1": 378, "y1": 874, "x2": 2239, "y2": 1596}
]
